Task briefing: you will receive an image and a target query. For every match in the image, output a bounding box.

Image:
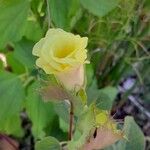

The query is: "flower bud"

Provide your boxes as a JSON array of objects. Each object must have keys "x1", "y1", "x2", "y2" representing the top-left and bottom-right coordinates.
[{"x1": 55, "y1": 65, "x2": 84, "y2": 91}]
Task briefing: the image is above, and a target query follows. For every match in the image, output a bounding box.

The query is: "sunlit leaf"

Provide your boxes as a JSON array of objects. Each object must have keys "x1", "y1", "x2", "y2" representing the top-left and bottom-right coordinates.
[{"x1": 0, "y1": 114, "x2": 23, "y2": 137}]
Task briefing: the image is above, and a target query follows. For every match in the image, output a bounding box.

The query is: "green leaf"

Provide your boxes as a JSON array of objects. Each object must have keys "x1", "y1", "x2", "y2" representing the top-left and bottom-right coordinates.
[
  {"x1": 35, "y1": 136, "x2": 61, "y2": 150},
  {"x1": 30, "y1": 0, "x2": 45, "y2": 15},
  {"x1": 48, "y1": 0, "x2": 80, "y2": 30},
  {"x1": 0, "y1": 71, "x2": 25, "y2": 122},
  {"x1": 0, "y1": 114, "x2": 23, "y2": 137},
  {"x1": 49, "y1": 0, "x2": 69, "y2": 30},
  {"x1": 87, "y1": 78, "x2": 99, "y2": 103},
  {"x1": 24, "y1": 20, "x2": 43, "y2": 42},
  {"x1": 144, "y1": 0, "x2": 150, "y2": 12},
  {"x1": 68, "y1": 0, "x2": 82, "y2": 29},
  {"x1": 13, "y1": 39, "x2": 36, "y2": 69},
  {"x1": 106, "y1": 116, "x2": 145, "y2": 150},
  {"x1": 48, "y1": 0, "x2": 69, "y2": 30},
  {"x1": 0, "y1": 60, "x2": 4, "y2": 70},
  {"x1": 6, "y1": 52, "x2": 26, "y2": 74},
  {"x1": 54, "y1": 101, "x2": 69, "y2": 123},
  {"x1": 0, "y1": 0, "x2": 29, "y2": 48},
  {"x1": 25, "y1": 81, "x2": 56, "y2": 139},
  {"x1": 59, "y1": 117, "x2": 68, "y2": 133},
  {"x1": 97, "y1": 86, "x2": 118, "y2": 110},
  {"x1": 80, "y1": 0, "x2": 120, "y2": 17},
  {"x1": 87, "y1": 79, "x2": 117, "y2": 110},
  {"x1": 119, "y1": 116, "x2": 145, "y2": 150},
  {"x1": 0, "y1": 71, "x2": 25, "y2": 136},
  {"x1": 86, "y1": 64, "x2": 94, "y2": 87}
]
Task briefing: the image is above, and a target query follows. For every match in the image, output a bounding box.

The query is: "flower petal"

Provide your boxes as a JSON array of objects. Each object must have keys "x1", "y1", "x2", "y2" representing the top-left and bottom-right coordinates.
[{"x1": 32, "y1": 38, "x2": 45, "y2": 56}]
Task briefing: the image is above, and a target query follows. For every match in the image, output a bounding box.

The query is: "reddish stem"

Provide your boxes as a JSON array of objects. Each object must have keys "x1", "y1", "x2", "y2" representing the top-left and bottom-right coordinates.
[{"x1": 68, "y1": 101, "x2": 74, "y2": 141}]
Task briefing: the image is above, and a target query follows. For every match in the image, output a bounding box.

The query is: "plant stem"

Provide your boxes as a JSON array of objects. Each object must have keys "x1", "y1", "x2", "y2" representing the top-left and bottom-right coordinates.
[
  {"x1": 46, "y1": 0, "x2": 51, "y2": 28},
  {"x1": 68, "y1": 101, "x2": 74, "y2": 141}
]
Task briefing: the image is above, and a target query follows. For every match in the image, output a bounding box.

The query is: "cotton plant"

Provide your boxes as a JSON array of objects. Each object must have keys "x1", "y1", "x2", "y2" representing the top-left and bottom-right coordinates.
[{"x1": 32, "y1": 28, "x2": 124, "y2": 150}]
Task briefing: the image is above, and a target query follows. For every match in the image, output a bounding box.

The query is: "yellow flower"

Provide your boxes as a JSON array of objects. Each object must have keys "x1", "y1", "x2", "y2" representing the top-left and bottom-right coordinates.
[
  {"x1": 32, "y1": 28, "x2": 88, "y2": 74},
  {"x1": 32, "y1": 28, "x2": 88, "y2": 90}
]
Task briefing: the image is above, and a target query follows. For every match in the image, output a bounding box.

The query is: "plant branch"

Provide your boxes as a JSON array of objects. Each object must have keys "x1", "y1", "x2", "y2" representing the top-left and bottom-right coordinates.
[{"x1": 68, "y1": 101, "x2": 74, "y2": 141}]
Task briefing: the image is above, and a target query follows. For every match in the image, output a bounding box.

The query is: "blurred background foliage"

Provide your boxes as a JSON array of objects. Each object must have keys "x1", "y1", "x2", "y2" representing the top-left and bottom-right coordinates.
[{"x1": 0, "y1": 0, "x2": 150, "y2": 149}]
